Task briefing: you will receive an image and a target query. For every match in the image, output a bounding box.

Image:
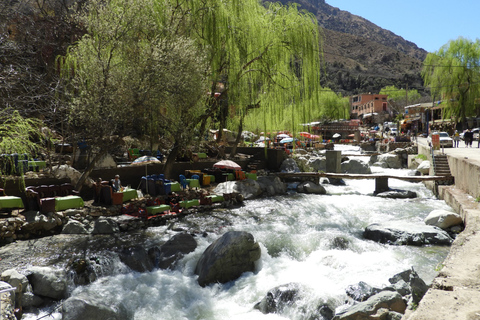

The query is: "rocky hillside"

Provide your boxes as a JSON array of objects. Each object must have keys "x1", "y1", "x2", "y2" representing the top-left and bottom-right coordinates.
[{"x1": 271, "y1": 0, "x2": 428, "y2": 96}]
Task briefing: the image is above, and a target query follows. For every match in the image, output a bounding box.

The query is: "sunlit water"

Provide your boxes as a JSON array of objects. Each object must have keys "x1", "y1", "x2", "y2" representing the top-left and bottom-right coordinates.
[{"x1": 25, "y1": 145, "x2": 453, "y2": 320}]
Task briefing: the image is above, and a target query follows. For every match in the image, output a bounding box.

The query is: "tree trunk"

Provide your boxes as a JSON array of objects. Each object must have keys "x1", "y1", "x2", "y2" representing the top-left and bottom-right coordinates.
[
  {"x1": 74, "y1": 150, "x2": 107, "y2": 192},
  {"x1": 163, "y1": 141, "x2": 180, "y2": 180},
  {"x1": 230, "y1": 118, "x2": 243, "y2": 158}
]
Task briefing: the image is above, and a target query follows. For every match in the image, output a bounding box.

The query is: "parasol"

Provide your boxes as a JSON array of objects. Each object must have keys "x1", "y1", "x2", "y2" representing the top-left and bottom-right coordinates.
[
  {"x1": 279, "y1": 137, "x2": 299, "y2": 144},
  {"x1": 298, "y1": 132, "x2": 311, "y2": 138},
  {"x1": 131, "y1": 156, "x2": 161, "y2": 165},
  {"x1": 332, "y1": 133, "x2": 341, "y2": 139},
  {"x1": 213, "y1": 160, "x2": 242, "y2": 171},
  {"x1": 131, "y1": 155, "x2": 161, "y2": 179}
]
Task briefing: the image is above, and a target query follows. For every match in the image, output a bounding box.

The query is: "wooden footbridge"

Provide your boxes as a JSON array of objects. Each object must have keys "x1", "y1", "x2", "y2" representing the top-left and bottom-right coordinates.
[{"x1": 275, "y1": 172, "x2": 453, "y2": 194}]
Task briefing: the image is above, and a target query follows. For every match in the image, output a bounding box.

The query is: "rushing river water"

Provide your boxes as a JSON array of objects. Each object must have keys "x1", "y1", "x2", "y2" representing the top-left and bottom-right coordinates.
[{"x1": 24, "y1": 145, "x2": 453, "y2": 320}]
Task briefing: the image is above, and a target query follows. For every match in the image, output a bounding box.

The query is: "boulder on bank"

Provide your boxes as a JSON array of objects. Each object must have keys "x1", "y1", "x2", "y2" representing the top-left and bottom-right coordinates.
[
  {"x1": 280, "y1": 158, "x2": 300, "y2": 173},
  {"x1": 364, "y1": 221, "x2": 453, "y2": 246},
  {"x1": 62, "y1": 220, "x2": 89, "y2": 234},
  {"x1": 91, "y1": 217, "x2": 119, "y2": 234},
  {"x1": 416, "y1": 161, "x2": 431, "y2": 175},
  {"x1": 333, "y1": 291, "x2": 406, "y2": 320},
  {"x1": 27, "y1": 266, "x2": 68, "y2": 300},
  {"x1": 388, "y1": 268, "x2": 429, "y2": 305},
  {"x1": 62, "y1": 292, "x2": 132, "y2": 320},
  {"x1": 424, "y1": 209, "x2": 463, "y2": 229},
  {"x1": 297, "y1": 181, "x2": 326, "y2": 194},
  {"x1": 214, "y1": 176, "x2": 286, "y2": 200},
  {"x1": 345, "y1": 281, "x2": 381, "y2": 302},
  {"x1": 194, "y1": 231, "x2": 261, "y2": 287},
  {"x1": 307, "y1": 157, "x2": 326, "y2": 172},
  {"x1": 370, "y1": 153, "x2": 403, "y2": 169}
]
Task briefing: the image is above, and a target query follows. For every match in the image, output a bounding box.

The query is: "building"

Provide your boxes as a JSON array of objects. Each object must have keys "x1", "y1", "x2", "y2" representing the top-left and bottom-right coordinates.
[{"x1": 350, "y1": 93, "x2": 389, "y2": 123}]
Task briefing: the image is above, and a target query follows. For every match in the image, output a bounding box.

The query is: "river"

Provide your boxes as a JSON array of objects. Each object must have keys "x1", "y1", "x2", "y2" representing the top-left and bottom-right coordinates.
[{"x1": 23, "y1": 145, "x2": 452, "y2": 320}]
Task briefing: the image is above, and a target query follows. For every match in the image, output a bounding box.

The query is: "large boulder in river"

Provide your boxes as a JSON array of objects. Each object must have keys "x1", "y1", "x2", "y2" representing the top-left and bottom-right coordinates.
[
  {"x1": 62, "y1": 292, "x2": 132, "y2": 320},
  {"x1": 375, "y1": 189, "x2": 417, "y2": 199},
  {"x1": 257, "y1": 176, "x2": 287, "y2": 196},
  {"x1": 416, "y1": 160, "x2": 431, "y2": 175},
  {"x1": 297, "y1": 181, "x2": 326, "y2": 194},
  {"x1": 194, "y1": 231, "x2": 261, "y2": 287},
  {"x1": 364, "y1": 221, "x2": 453, "y2": 246},
  {"x1": 119, "y1": 245, "x2": 154, "y2": 272},
  {"x1": 341, "y1": 159, "x2": 372, "y2": 174},
  {"x1": 307, "y1": 157, "x2": 326, "y2": 172},
  {"x1": 148, "y1": 233, "x2": 197, "y2": 269},
  {"x1": 333, "y1": 291, "x2": 406, "y2": 320},
  {"x1": 254, "y1": 282, "x2": 304, "y2": 314},
  {"x1": 388, "y1": 268, "x2": 429, "y2": 305},
  {"x1": 27, "y1": 266, "x2": 68, "y2": 300},
  {"x1": 424, "y1": 209, "x2": 463, "y2": 229}
]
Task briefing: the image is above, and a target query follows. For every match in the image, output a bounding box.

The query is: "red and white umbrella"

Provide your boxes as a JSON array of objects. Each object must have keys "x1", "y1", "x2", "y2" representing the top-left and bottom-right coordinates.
[{"x1": 213, "y1": 160, "x2": 242, "y2": 171}]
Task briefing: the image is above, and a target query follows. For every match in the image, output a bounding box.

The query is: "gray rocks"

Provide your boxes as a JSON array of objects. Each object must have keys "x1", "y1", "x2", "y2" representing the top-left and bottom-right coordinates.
[
  {"x1": 375, "y1": 189, "x2": 417, "y2": 199},
  {"x1": 195, "y1": 231, "x2": 261, "y2": 287},
  {"x1": 254, "y1": 282, "x2": 303, "y2": 314},
  {"x1": 62, "y1": 220, "x2": 89, "y2": 234},
  {"x1": 62, "y1": 293, "x2": 132, "y2": 320},
  {"x1": 91, "y1": 217, "x2": 119, "y2": 234},
  {"x1": 119, "y1": 245, "x2": 154, "y2": 272},
  {"x1": 364, "y1": 221, "x2": 453, "y2": 246},
  {"x1": 388, "y1": 268, "x2": 429, "y2": 305},
  {"x1": 27, "y1": 266, "x2": 68, "y2": 300},
  {"x1": 341, "y1": 158, "x2": 372, "y2": 174},
  {"x1": 280, "y1": 158, "x2": 300, "y2": 172},
  {"x1": 333, "y1": 291, "x2": 406, "y2": 320},
  {"x1": 214, "y1": 176, "x2": 286, "y2": 200},
  {"x1": 148, "y1": 233, "x2": 197, "y2": 269},
  {"x1": 424, "y1": 209, "x2": 463, "y2": 229},
  {"x1": 371, "y1": 153, "x2": 403, "y2": 169},
  {"x1": 0, "y1": 281, "x2": 16, "y2": 320},
  {"x1": 416, "y1": 160, "x2": 431, "y2": 175},
  {"x1": 345, "y1": 281, "x2": 381, "y2": 302},
  {"x1": 297, "y1": 181, "x2": 326, "y2": 194}
]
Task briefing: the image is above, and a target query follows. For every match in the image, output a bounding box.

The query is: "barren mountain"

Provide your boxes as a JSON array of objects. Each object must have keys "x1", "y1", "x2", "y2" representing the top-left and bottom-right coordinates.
[{"x1": 271, "y1": 0, "x2": 428, "y2": 96}]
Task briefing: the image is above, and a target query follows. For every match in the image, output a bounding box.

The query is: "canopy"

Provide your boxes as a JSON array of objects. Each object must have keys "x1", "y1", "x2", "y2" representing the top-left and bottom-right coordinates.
[
  {"x1": 298, "y1": 132, "x2": 311, "y2": 138},
  {"x1": 332, "y1": 133, "x2": 341, "y2": 139},
  {"x1": 255, "y1": 136, "x2": 270, "y2": 143},
  {"x1": 131, "y1": 156, "x2": 160, "y2": 165},
  {"x1": 279, "y1": 137, "x2": 299, "y2": 144},
  {"x1": 276, "y1": 133, "x2": 290, "y2": 139},
  {"x1": 213, "y1": 160, "x2": 241, "y2": 171}
]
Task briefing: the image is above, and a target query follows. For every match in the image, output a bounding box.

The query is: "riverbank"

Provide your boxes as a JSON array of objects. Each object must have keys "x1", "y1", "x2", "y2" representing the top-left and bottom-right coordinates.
[{"x1": 402, "y1": 139, "x2": 480, "y2": 320}]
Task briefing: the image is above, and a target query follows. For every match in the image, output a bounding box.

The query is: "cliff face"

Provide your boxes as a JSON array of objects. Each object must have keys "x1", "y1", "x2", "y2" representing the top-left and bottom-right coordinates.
[{"x1": 270, "y1": 0, "x2": 428, "y2": 96}]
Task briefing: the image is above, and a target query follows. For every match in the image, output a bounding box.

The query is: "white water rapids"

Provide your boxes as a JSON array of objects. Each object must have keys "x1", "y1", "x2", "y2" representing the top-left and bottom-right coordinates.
[{"x1": 25, "y1": 145, "x2": 453, "y2": 320}]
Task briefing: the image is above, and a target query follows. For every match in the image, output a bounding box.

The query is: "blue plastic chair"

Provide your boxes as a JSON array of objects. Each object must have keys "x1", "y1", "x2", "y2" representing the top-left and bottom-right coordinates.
[
  {"x1": 191, "y1": 174, "x2": 200, "y2": 180},
  {"x1": 179, "y1": 175, "x2": 188, "y2": 190}
]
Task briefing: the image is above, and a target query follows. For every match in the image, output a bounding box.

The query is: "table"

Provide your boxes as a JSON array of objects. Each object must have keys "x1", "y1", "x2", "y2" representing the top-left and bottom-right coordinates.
[
  {"x1": 223, "y1": 173, "x2": 235, "y2": 181},
  {"x1": 246, "y1": 173, "x2": 257, "y2": 180},
  {"x1": 207, "y1": 195, "x2": 224, "y2": 203},
  {"x1": 28, "y1": 160, "x2": 47, "y2": 171},
  {"x1": 196, "y1": 153, "x2": 207, "y2": 159},
  {"x1": 0, "y1": 196, "x2": 24, "y2": 209},
  {"x1": 205, "y1": 174, "x2": 215, "y2": 183},
  {"x1": 186, "y1": 179, "x2": 200, "y2": 188},
  {"x1": 180, "y1": 199, "x2": 200, "y2": 209},
  {"x1": 146, "y1": 205, "x2": 171, "y2": 215},
  {"x1": 55, "y1": 196, "x2": 84, "y2": 211},
  {"x1": 167, "y1": 182, "x2": 181, "y2": 192},
  {"x1": 121, "y1": 188, "x2": 138, "y2": 202}
]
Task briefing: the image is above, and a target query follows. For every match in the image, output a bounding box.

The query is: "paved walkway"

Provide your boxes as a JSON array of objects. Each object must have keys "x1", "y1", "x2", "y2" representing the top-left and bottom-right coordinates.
[{"x1": 403, "y1": 137, "x2": 480, "y2": 320}]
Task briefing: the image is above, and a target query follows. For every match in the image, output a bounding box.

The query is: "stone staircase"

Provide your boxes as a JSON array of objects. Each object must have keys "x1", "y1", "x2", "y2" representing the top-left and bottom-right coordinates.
[{"x1": 433, "y1": 154, "x2": 455, "y2": 185}]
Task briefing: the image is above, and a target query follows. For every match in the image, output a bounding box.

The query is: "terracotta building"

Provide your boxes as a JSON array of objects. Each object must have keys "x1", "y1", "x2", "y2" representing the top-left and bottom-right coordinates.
[{"x1": 350, "y1": 93, "x2": 389, "y2": 120}]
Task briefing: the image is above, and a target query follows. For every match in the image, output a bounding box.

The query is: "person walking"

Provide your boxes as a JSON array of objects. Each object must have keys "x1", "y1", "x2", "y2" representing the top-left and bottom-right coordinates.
[
  {"x1": 465, "y1": 129, "x2": 473, "y2": 147},
  {"x1": 453, "y1": 130, "x2": 460, "y2": 148}
]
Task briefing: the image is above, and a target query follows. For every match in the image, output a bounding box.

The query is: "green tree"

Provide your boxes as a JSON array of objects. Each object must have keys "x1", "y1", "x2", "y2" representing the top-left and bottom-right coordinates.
[
  {"x1": 379, "y1": 85, "x2": 421, "y2": 103},
  {"x1": 60, "y1": 0, "x2": 208, "y2": 186},
  {"x1": 0, "y1": 109, "x2": 47, "y2": 184},
  {"x1": 422, "y1": 37, "x2": 480, "y2": 125}
]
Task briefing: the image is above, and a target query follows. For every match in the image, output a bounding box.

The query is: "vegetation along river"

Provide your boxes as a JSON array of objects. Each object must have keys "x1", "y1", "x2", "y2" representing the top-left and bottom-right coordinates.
[{"x1": 21, "y1": 145, "x2": 452, "y2": 319}]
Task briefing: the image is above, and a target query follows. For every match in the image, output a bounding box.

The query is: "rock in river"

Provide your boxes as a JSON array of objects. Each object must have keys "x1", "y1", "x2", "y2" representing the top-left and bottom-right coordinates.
[{"x1": 364, "y1": 221, "x2": 453, "y2": 246}]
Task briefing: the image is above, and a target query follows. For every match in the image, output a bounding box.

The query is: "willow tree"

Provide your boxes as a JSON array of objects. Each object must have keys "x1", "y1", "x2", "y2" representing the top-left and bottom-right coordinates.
[
  {"x1": 175, "y1": 0, "x2": 322, "y2": 145},
  {"x1": 60, "y1": 0, "x2": 208, "y2": 184},
  {"x1": 422, "y1": 37, "x2": 480, "y2": 126},
  {"x1": 0, "y1": 109, "x2": 46, "y2": 186}
]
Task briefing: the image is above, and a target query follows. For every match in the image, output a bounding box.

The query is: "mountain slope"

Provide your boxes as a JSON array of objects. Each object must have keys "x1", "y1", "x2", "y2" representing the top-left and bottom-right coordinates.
[{"x1": 271, "y1": 0, "x2": 428, "y2": 96}]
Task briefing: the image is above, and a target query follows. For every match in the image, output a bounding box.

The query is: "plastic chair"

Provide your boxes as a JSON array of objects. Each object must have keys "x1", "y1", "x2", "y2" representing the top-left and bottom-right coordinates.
[
  {"x1": 179, "y1": 175, "x2": 188, "y2": 190},
  {"x1": 191, "y1": 174, "x2": 200, "y2": 180}
]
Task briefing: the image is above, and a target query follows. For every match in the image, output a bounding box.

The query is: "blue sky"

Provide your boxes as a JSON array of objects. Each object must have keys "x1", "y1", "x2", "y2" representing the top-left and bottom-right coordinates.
[{"x1": 325, "y1": 0, "x2": 480, "y2": 53}]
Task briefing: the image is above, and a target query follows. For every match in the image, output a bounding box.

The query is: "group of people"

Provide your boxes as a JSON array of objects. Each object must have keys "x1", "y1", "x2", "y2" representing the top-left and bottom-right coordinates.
[{"x1": 454, "y1": 129, "x2": 479, "y2": 148}]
